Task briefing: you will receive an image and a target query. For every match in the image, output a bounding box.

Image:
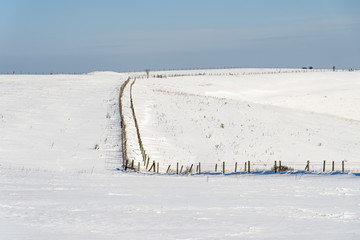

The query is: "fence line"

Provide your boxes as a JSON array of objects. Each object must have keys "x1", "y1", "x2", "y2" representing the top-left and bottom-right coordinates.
[
  {"x1": 129, "y1": 68, "x2": 358, "y2": 79},
  {"x1": 119, "y1": 77, "x2": 130, "y2": 168},
  {"x1": 124, "y1": 159, "x2": 358, "y2": 175},
  {"x1": 129, "y1": 79, "x2": 148, "y2": 165},
  {"x1": 120, "y1": 78, "x2": 151, "y2": 171}
]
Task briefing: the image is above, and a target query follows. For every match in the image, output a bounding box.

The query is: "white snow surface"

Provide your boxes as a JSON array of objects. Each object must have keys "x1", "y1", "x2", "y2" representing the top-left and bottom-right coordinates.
[
  {"x1": 131, "y1": 70, "x2": 360, "y2": 172},
  {"x1": 0, "y1": 72, "x2": 124, "y2": 173},
  {"x1": 1, "y1": 69, "x2": 360, "y2": 239}
]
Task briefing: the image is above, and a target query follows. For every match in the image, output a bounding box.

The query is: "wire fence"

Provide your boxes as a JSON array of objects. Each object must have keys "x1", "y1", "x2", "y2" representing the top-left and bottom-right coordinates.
[
  {"x1": 119, "y1": 78, "x2": 130, "y2": 168},
  {"x1": 129, "y1": 68, "x2": 358, "y2": 79},
  {"x1": 124, "y1": 159, "x2": 359, "y2": 175},
  {"x1": 121, "y1": 78, "x2": 151, "y2": 171}
]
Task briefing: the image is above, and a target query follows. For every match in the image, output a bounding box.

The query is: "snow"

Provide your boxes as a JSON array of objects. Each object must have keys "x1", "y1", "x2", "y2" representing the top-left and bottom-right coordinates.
[
  {"x1": 1, "y1": 69, "x2": 360, "y2": 239},
  {"x1": 131, "y1": 70, "x2": 360, "y2": 172},
  {"x1": 0, "y1": 73, "x2": 124, "y2": 173},
  {"x1": 1, "y1": 169, "x2": 360, "y2": 240}
]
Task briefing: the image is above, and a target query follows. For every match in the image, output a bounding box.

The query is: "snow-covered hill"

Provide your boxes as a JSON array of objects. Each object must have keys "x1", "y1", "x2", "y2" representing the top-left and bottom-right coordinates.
[
  {"x1": 130, "y1": 70, "x2": 360, "y2": 172},
  {"x1": 0, "y1": 72, "x2": 125, "y2": 173},
  {"x1": 1, "y1": 69, "x2": 360, "y2": 239}
]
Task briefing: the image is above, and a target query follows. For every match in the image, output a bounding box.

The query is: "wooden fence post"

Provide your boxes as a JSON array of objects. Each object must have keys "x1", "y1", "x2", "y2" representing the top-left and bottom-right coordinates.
[
  {"x1": 279, "y1": 161, "x2": 282, "y2": 171},
  {"x1": 146, "y1": 157, "x2": 150, "y2": 170},
  {"x1": 147, "y1": 161, "x2": 153, "y2": 172},
  {"x1": 342, "y1": 161, "x2": 345, "y2": 172},
  {"x1": 274, "y1": 161, "x2": 277, "y2": 173},
  {"x1": 189, "y1": 164, "x2": 193, "y2": 174},
  {"x1": 157, "y1": 162, "x2": 159, "y2": 174},
  {"x1": 305, "y1": 160, "x2": 310, "y2": 171},
  {"x1": 138, "y1": 162, "x2": 140, "y2": 171},
  {"x1": 166, "y1": 165, "x2": 171, "y2": 173},
  {"x1": 215, "y1": 164, "x2": 218, "y2": 172},
  {"x1": 332, "y1": 161, "x2": 334, "y2": 171},
  {"x1": 223, "y1": 161, "x2": 225, "y2": 174},
  {"x1": 323, "y1": 160, "x2": 326, "y2": 172},
  {"x1": 125, "y1": 160, "x2": 128, "y2": 171},
  {"x1": 131, "y1": 160, "x2": 134, "y2": 169},
  {"x1": 196, "y1": 165, "x2": 199, "y2": 173},
  {"x1": 244, "y1": 162, "x2": 247, "y2": 173},
  {"x1": 248, "y1": 161, "x2": 250, "y2": 173},
  {"x1": 235, "y1": 162, "x2": 237, "y2": 173},
  {"x1": 180, "y1": 165, "x2": 184, "y2": 174},
  {"x1": 176, "y1": 162, "x2": 179, "y2": 174},
  {"x1": 199, "y1": 162, "x2": 201, "y2": 174},
  {"x1": 153, "y1": 161, "x2": 156, "y2": 173}
]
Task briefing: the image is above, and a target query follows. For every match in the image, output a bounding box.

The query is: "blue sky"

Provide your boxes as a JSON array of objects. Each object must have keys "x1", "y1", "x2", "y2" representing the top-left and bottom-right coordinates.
[{"x1": 0, "y1": 0, "x2": 359, "y2": 73}]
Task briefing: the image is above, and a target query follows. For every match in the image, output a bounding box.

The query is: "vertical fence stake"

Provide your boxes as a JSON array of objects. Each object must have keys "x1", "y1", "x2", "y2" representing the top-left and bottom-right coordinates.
[
  {"x1": 196, "y1": 165, "x2": 199, "y2": 173},
  {"x1": 176, "y1": 162, "x2": 179, "y2": 174},
  {"x1": 223, "y1": 162, "x2": 225, "y2": 174},
  {"x1": 279, "y1": 161, "x2": 282, "y2": 171},
  {"x1": 125, "y1": 160, "x2": 128, "y2": 171},
  {"x1": 146, "y1": 158, "x2": 150, "y2": 170},
  {"x1": 323, "y1": 160, "x2": 326, "y2": 172},
  {"x1": 235, "y1": 162, "x2": 237, "y2": 173},
  {"x1": 138, "y1": 162, "x2": 140, "y2": 172},
  {"x1": 157, "y1": 162, "x2": 159, "y2": 174},
  {"x1": 215, "y1": 164, "x2": 218, "y2": 172},
  {"x1": 342, "y1": 161, "x2": 345, "y2": 172},
  {"x1": 131, "y1": 160, "x2": 134, "y2": 169},
  {"x1": 199, "y1": 162, "x2": 201, "y2": 174},
  {"x1": 166, "y1": 165, "x2": 171, "y2": 174},
  {"x1": 306, "y1": 160, "x2": 310, "y2": 171},
  {"x1": 332, "y1": 161, "x2": 334, "y2": 171},
  {"x1": 244, "y1": 162, "x2": 247, "y2": 173},
  {"x1": 189, "y1": 164, "x2": 193, "y2": 174},
  {"x1": 274, "y1": 161, "x2": 277, "y2": 173},
  {"x1": 153, "y1": 161, "x2": 156, "y2": 173},
  {"x1": 248, "y1": 161, "x2": 250, "y2": 173},
  {"x1": 180, "y1": 165, "x2": 184, "y2": 174}
]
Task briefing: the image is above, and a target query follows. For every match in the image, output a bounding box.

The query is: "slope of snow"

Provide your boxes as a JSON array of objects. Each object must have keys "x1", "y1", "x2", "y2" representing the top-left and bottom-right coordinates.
[
  {"x1": 132, "y1": 70, "x2": 360, "y2": 172},
  {"x1": 1, "y1": 69, "x2": 360, "y2": 240},
  {"x1": 0, "y1": 72, "x2": 125, "y2": 173}
]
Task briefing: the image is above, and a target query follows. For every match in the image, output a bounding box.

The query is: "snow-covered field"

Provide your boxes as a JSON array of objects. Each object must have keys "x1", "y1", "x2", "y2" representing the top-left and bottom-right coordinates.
[
  {"x1": 1, "y1": 69, "x2": 360, "y2": 239},
  {"x1": 131, "y1": 69, "x2": 360, "y2": 173},
  {"x1": 0, "y1": 72, "x2": 124, "y2": 173},
  {"x1": 1, "y1": 169, "x2": 360, "y2": 240}
]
